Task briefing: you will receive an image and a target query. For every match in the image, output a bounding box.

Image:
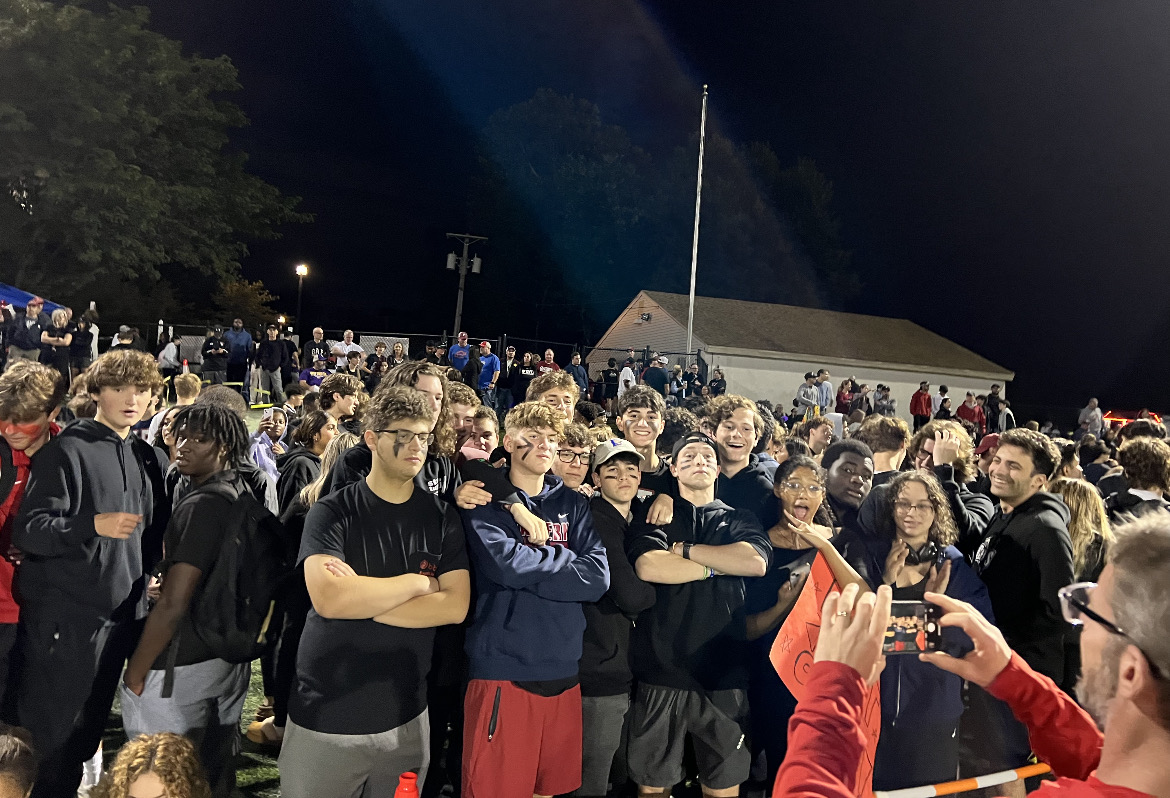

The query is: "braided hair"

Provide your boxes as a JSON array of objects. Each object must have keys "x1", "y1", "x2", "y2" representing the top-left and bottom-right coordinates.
[{"x1": 170, "y1": 404, "x2": 250, "y2": 466}]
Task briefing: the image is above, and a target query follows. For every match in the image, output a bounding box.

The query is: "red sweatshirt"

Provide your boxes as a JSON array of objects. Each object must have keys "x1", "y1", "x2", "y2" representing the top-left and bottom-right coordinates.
[
  {"x1": 774, "y1": 654, "x2": 1151, "y2": 798},
  {"x1": 910, "y1": 390, "x2": 933, "y2": 417},
  {"x1": 955, "y1": 402, "x2": 987, "y2": 436},
  {"x1": 0, "y1": 424, "x2": 59, "y2": 625}
]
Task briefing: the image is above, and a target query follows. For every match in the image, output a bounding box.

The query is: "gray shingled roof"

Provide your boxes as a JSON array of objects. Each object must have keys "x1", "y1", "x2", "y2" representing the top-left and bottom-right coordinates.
[{"x1": 643, "y1": 291, "x2": 1012, "y2": 376}]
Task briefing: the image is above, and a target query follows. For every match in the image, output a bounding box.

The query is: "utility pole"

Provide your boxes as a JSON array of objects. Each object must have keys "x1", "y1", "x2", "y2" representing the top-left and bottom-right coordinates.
[
  {"x1": 686, "y1": 85, "x2": 709, "y2": 356},
  {"x1": 445, "y1": 233, "x2": 488, "y2": 335}
]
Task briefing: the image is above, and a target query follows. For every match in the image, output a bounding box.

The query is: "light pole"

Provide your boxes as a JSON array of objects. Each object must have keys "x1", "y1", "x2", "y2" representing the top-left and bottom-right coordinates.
[
  {"x1": 295, "y1": 263, "x2": 308, "y2": 336},
  {"x1": 445, "y1": 233, "x2": 487, "y2": 335}
]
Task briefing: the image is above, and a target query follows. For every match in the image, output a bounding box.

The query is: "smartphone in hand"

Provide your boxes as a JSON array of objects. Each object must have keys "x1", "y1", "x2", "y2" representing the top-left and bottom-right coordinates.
[{"x1": 883, "y1": 600, "x2": 943, "y2": 655}]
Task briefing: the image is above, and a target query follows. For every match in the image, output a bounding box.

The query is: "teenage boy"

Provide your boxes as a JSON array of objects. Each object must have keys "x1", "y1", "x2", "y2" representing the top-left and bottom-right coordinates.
[
  {"x1": 460, "y1": 402, "x2": 609, "y2": 798},
  {"x1": 318, "y1": 373, "x2": 362, "y2": 434},
  {"x1": 120, "y1": 404, "x2": 255, "y2": 797},
  {"x1": 280, "y1": 387, "x2": 470, "y2": 797},
  {"x1": 552, "y1": 422, "x2": 593, "y2": 493},
  {"x1": 910, "y1": 381, "x2": 932, "y2": 432},
  {"x1": 0, "y1": 362, "x2": 65, "y2": 717},
  {"x1": 709, "y1": 395, "x2": 776, "y2": 525},
  {"x1": 526, "y1": 370, "x2": 579, "y2": 422},
  {"x1": 616, "y1": 386, "x2": 674, "y2": 499},
  {"x1": 578, "y1": 439, "x2": 657, "y2": 798},
  {"x1": 13, "y1": 351, "x2": 169, "y2": 798},
  {"x1": 626, "y1": 432, "x2": 770, "y2": 797},
  {"x1": 851, "y1": 415, "x2": 910, "y2": 487}
]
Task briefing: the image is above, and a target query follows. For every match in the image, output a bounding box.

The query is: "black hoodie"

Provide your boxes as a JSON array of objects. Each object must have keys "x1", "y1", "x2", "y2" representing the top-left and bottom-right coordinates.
[
  {"x1": 580, "y1": 497, "x2": 657, "y2": 696},
  {"x1": 972, "y1": 491, "x2": 1073, "y2": 683},
  {"x1": 14, "y1": 419, "x2": 169, "y2": 623},
  {"x1": 276, "y1": 445, "x2": 321, "y2": 512},
  {"x1": 715, "y1": 452, "x2": 778, "y2": 527}
]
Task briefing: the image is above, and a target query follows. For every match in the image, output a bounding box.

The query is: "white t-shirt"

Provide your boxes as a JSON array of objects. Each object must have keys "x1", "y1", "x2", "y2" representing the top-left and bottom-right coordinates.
[
  {"x1": 617, "y1": 366, "x2": 637, "y2": 397},
  {"x1": 332, "y1": 341, "x2": 364, "y2": 359}
]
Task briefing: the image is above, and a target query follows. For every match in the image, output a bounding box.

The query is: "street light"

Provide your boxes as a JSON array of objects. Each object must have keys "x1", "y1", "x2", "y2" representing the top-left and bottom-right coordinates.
[
  {"x1": 444, "y1": 234, "x2": 487, "y2": 334},
  {"x1": 295, "y1": 263, "x2": 308, "y2": 336},
  {"x1": 277, "y1": 315, "x2": 286, "y2": 325}
]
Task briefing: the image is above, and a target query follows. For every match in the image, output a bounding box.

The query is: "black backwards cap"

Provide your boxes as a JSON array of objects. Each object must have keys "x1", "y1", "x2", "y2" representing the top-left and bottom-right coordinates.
[{"x1": 671, "y1": 431, "x2": 721, "y2": 465}]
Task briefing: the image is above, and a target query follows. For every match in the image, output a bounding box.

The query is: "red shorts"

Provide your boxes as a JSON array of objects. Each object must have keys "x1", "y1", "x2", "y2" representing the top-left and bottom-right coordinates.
[{"x1": 462, "y1": 679, "x2": 582, "y2": 798}]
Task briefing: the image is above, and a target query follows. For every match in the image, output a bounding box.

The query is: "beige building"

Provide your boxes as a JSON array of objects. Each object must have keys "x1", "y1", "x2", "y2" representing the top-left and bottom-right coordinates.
[{"x1": 587, "y1": 291, "x2": 1014, "y2": 421}]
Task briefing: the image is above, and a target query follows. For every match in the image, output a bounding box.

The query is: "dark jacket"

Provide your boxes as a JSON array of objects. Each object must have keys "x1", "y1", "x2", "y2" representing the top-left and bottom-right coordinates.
[
  {"x1": 580, "y1": 497, "x2": 656, "y2": 696},
  {"x1": 276, "y1": 445, "x2": 321, "y2": 513},
  {"x1": 256, "y1": 338, "x2": 290, "y2": 372},
  {"x1": 14, "y1": 420, "x2": 169, "y2": 623},
  {"x1": 627, "y1": 498, "x2": 771, "y2": 691},
  {"x1": 715, "y1": 453, "x2": 778, "y2": 527},
  {"x1": 462, "y1": 474, "x2": 609, "y2": 681},
  {"x1": 1103, "y1": 487, "x2": 1170, "y2": 525},
  {"x1": 9, "y1": 313, "x2": 48, "y2": 351},
  {"x1": 973, "y1": 491, "x2": 1073, "y2": 683}
]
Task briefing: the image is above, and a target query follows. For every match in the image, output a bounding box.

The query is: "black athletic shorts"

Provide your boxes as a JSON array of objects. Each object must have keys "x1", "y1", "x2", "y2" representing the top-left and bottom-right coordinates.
[{"x1": 626, "y1": 683, "x2": 751, "y2": 791}]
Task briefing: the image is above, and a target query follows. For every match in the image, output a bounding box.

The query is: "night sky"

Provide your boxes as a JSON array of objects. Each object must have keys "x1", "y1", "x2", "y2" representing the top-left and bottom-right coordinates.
[{"x1": 141, "y1": 0, "x2": 1170, "y2": 419}]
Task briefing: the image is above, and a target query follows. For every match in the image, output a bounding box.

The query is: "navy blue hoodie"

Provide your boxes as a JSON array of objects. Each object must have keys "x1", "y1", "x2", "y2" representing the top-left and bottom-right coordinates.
[
  {"x1": 461, "y1": 473, "x2": 609, "y2": 681},
  {"x1": 14, "y1": 419, "x2": 169, "y2": 623}
]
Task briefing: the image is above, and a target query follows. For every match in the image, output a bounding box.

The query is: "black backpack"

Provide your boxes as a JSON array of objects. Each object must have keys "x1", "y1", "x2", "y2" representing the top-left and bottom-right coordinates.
[{"x1": 163, "y1": 473, "x2": 290, "y2": 695}]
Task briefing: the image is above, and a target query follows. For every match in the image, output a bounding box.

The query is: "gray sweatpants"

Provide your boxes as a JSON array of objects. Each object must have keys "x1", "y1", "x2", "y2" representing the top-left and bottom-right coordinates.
[
  {"x1": 279, "y1": 710, "x2": 430, "y2": 798},
  {"x1": 120, "y1": 658, "x2": 250, "y2": 798},
  {"x1": 576, "y1": 694, "x2": 630, "y2": 797}
]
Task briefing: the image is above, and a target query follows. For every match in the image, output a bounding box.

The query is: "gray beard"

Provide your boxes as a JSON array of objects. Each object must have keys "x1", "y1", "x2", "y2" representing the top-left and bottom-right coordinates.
[{"x1": 1075, "y1": 654, "x2": 1117, "y2": 731}]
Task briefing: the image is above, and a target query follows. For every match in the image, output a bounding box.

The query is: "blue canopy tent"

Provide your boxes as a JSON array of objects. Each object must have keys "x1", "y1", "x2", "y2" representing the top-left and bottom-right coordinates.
[{"x1": 0, "y1": 283, "x2": 64, "y2": 314}]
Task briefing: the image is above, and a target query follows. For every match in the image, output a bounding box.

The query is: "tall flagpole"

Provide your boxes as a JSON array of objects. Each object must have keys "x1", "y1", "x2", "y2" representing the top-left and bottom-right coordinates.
[{"x1": 686, "y1": 84, "x2": 708, "y2": 356}]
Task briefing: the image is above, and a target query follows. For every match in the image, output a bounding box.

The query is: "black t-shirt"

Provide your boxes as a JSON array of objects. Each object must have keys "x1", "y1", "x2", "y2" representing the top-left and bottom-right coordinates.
[
  {"x1": 151, "y1": 477, "x2": 236, "y2": 669},
  {"x1": 302, "y1": 340, "x2": 330, "y2": 367},
  {"x1": 602, "y1": 368, "x2": 620, "y2": 397},
  {"x1": 201, "y1": 337, "x2": 228, "y2": 371},
  {"x1": 290, "y1": 480, "x2": 469, "y2": 735},
  {"x1": 643, "y1": 367, "x2": 669, "y2": 396}
]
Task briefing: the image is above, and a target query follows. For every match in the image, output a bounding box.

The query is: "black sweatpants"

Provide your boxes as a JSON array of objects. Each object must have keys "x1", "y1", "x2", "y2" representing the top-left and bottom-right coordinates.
[
  {"x1": 0, "y1": 622, "x2": 19, "y2": 723},
  {"x1": 17, "y1": 615, "x2": 143, "y2": 798}
]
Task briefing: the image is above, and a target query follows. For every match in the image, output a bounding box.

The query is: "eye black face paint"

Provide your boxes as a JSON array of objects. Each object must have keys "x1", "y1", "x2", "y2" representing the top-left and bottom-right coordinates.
[
  {"x1": 515, "y1": 437, "x2": 535, "y2": 462},
  {"x1": 392, "y1": 437, "x2": 404, "y2": 459}
]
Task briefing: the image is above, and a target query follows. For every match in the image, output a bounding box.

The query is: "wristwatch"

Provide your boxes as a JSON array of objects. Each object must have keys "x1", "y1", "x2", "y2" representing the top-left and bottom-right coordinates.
[{"x1": 682, "y1": 542, "x2": 693, "y2": 560}]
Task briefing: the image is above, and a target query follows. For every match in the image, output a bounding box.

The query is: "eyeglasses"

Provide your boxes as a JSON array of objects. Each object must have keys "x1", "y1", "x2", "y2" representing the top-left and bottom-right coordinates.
[
  {"x1": 894, "y1": 501, "x2": 934, "y2": 515},
  {"x1": 556, "y1": 450, "x2": 589, "y2": 464},
  {"x1": 779, "y1": 482, "x2": 824, "y2": 495},
  {"x1": 0, "y1": 419, "x2": 46, "y2": 437},
  {"x1": 1059, "y1": 582, "x2": 1164, "y2": 679},
  {"x1": 373, "y1": 429, "x2": 435, "y2": 447}
]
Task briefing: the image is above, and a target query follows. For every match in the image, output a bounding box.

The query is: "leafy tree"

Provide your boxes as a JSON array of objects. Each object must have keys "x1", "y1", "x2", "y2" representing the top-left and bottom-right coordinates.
[
  {"x1": 0, "y1": 0, "x2": 310, "y2": 294},
  {"x1": 212, "y1": 278, "x2": 280, "y2": 329}
]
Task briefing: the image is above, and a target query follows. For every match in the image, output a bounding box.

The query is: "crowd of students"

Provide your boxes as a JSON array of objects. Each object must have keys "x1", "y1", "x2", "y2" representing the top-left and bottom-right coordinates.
[{"x1": 0, "y1": 313, "x2": 1167, "y2": 798}]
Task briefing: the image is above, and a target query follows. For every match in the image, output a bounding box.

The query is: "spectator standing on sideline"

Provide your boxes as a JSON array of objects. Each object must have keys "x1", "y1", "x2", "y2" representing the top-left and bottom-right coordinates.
[
  {"x1": 256, "y1": 324, "x2": 289, "y2": 406},
  {"x1": 476, "y1": 341, "x2": 500, "y2": 406},
  {"x1": 515, "y1": 353, "x2": 537, "y2": 405},
  {"x1": 448, "y1": 332, "x2": 472, "y2": 373},
  {"x1": 536, "y1": 348, "x2": 561, "y2": 376},
  {"x1": 955, "y1": 391, "x2": 987, "y2": 437},
  {"x1": 932, "y1": 384, "x2": 949, "y2": 417},
  {"x1": 301, "y1": 328, "x2": 330, "y2": 370},
  {"x1": 985, "y1": 383, "x2": 1005, "y2": 433},
  {"x1": 5, "y1": 298, "x2": 49, "y2": 370},
  {"x1": 156, "y1": 335, "x2": 181, "y2": 398},
  {"x1": 1078, "y1": 398, "x2": 1104, "y2": 438},
  {"x1": 221, "y1": 319, "x2": 254, "y2": 397},
  {"x1": 815, "y1": 369, "x2": 834, "y2": 416},
  {"x1": 795, "y1": 372, "x2": 820, "y2": 421},
  {"x1": 200, "y1": 328, "x2": 228, "y2": 386},
  {"x1": 496, "y1": 345, "x2": 521, "y2": 413},
  {"x1": 330, "y1": 330, "x2": 363, "y2": 365},
  {"x1": 642, "y1": 356, "x2": 669, "y2": 399},
  {"x1": 681, "y1": 363, "x2": 704, "y2": 398},
  {"x1": 617, "y1": 359, "x2": 637, "y2": 400},
  {"x1": 565, "y1": 351, "x2": 588, "y2": 396},
  {"x1": 708, "y1": 368, "x2": 727, "y2": 397},
  {"x1": 910, "y1": 382, "x2": 932, "y2": 431},
  {"x1": 873, "y1": 384, "x2": 897, "y2": 417}
]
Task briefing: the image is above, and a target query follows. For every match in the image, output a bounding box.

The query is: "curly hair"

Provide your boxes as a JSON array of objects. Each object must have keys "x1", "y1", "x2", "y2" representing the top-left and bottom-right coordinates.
[
  {"x1": 794, "y1": 415, "x2": 833, "y2": 442},
  {"x1": 909, "y1": 420, "x2": 975, "y2": 482},
  {"x1": 472, "y1": 405, "x2": 498, "y2": 426},
  {"x1": 505, "y1": 401, "x2": 566, "y2": 438},
  {"x1": 886, "y1": 470, "x2": 958, "y2": 547},
  {"x1": 706, "y1": 395, "x2": 764, "y2": 439},
  {"x1": 998, "y1": 427, "x2": 1060, "y2": 480},
  {"x1": 91, "y1": 733, "x2": 210, "y2": 798},
  {"x1": 1118, "y1": 437, "x2": 1170, "y2": 492},
  {"x1": 362, "y1": 385, "x2": 434, "y2": 435},
  {"x1": 658, "y1": 407, "x2": 700, "y2": 456},
  {"x1": 85, "y1": 350, "x2": 164, "y2": 394},
  {"x1": 616, "y1": 385, "x2": 665, "y2": 418},
  {"x1": 379, "y1": 361, "x2": 455, "y2": 457},
  {"x1": 561, "y1": 422, "x2": 592, "y2": 450},
  {"x1": 526, "y1": 371, "x2": 579, "y2": 403},
  {"x1": 0, "y1": 360, "x2": 66, "y2": 422},
  {"x1": 170, "y1": 404, "x2": 250, "y2": 466},
  {"x1": 774, "y1": 455, "x2": 835, "y2": 528},
  {"x1": 446, "y1": 381, "x2": 481, "y2": 409},
  {"x1": 1048, "y1": 477, "x2": 1113, "y2": 579}
]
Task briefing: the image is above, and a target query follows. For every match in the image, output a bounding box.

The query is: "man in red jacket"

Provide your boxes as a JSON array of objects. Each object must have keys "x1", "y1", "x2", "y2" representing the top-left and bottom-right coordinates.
[
  {"x1": 955, "y1": 391, "x2": 988, "y2": 437},
  {"x1": 910, "y1": 381, "x2": 933, "y2": 432},
  {"x1": 775, "y1": 513, "x2": 1170, "y2": 798}
]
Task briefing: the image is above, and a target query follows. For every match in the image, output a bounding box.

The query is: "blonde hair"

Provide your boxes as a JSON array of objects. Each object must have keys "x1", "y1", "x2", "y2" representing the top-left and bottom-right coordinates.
[
  {"x1": 505, "y1": 401, "x2": 565, "y2": 438},
  {"x1": 173, "y1": 373, "x2": 202, "y2": 401},
  {"x1": 91, "y1": 733, "x2": 210, "y2": 798},
  {"x1": 51, "y1": 308, "x2": 67, "y2": 327},
  {"x1": 85, "y1": 350, "x2": 164, "y2": 394},
  {"x1": 299, "y1": 431, "x2": 359, "y2": 508},
  {"x1": 446, "y1": 381, "x2": 481, "y2": 409},
  {"x1": 1048, "y1": 477, "x2": 1113, "y2": 578},
  {"x1": 0, "y1": 360, "x2": 65, "y2": 421},
  {"x1": 526, "y1": 371, "x2": 579, "y2": 403}
]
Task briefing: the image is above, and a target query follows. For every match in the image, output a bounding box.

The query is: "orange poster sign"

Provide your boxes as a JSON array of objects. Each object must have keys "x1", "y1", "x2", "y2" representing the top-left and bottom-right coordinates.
[{"x1": 770, "y1": 553, "x2": 881, "y2": 798}]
